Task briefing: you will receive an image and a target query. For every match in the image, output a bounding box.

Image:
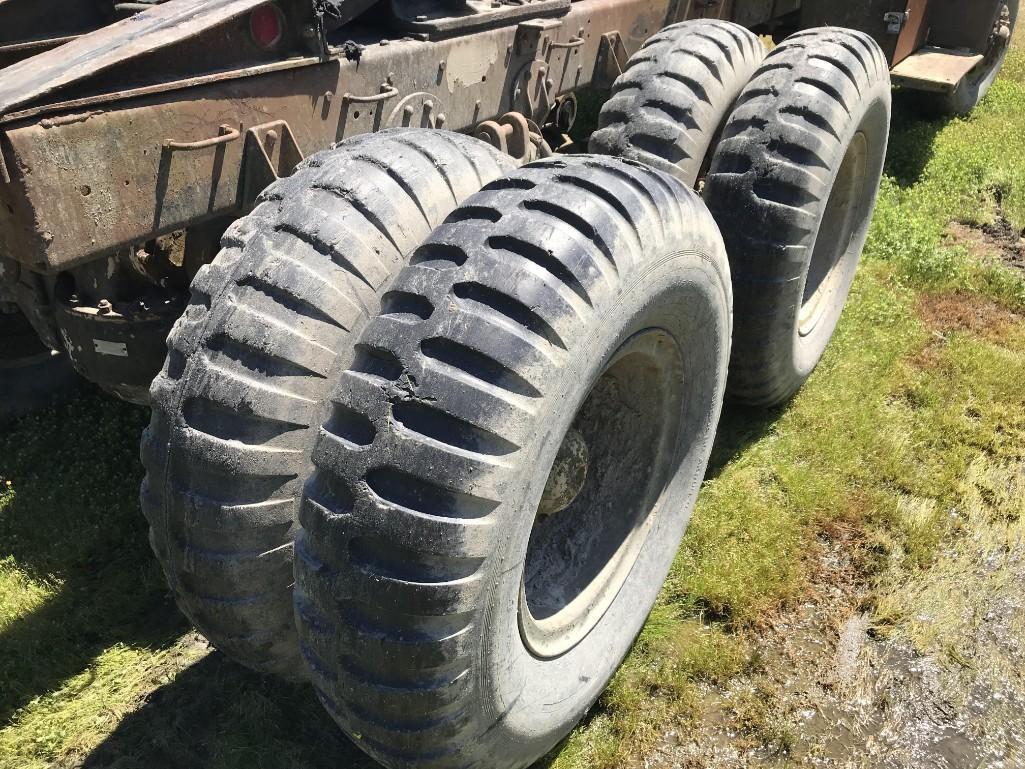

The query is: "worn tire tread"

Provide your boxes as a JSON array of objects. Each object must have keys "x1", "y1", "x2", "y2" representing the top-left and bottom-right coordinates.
[
  {"x1": 141, "y1": 129, "x2": 513, "y2": 677},
  {"x1": 589, "y1": 20, "x2": 765, "y2": 185}
]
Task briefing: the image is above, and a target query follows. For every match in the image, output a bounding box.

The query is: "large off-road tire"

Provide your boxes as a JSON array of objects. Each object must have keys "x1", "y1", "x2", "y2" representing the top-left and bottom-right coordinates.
[
  {"x1": 295, "y1": 155, "x2": 732, "y2": 769},
  {"x1": 932, "y1": 0, "x2": 1018, "y2": 115},
  {"x1": 1, "y1": 307, "x2": 79, "y2": 422},
  {"x1": 704, "y1": 28, "x2": 891, "y2": 406},
  {"x1": 140, "y1": 130, "x2": 513, "y2": 679},
  {"x1": 588, "y1": 19, "x2": 765, "y2": 186}
]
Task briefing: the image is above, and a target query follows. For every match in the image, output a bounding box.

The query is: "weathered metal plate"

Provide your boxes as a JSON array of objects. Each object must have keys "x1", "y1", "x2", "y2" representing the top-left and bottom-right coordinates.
[
  {"x1": 929, "y1": 0, "x2": 1005, "y2": 53},
  {"x1": 891, "y1": 46, "x2": 985, "y2": 92},
  {"x1": 893, "y1": 0, "x2": 931, "y2": 66},
  {"x1": 0, "y1": 0, "x2": 274, "y2": 117}
]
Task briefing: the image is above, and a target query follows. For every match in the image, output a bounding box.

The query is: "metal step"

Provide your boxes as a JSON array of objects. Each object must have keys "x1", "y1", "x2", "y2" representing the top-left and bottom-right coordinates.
[{"x1": 890, "y1": 46, "x2": 985, "y2": 94}]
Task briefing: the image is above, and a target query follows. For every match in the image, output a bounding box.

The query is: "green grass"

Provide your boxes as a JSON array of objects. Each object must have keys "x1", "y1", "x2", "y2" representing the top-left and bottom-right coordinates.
[{"x1": 2, "y1": 37, "x2": 1025, "y2": 769}]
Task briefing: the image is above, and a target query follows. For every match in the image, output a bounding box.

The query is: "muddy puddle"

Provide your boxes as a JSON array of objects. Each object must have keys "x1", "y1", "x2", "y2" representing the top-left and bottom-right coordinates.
[{"x1": 643, "y1": 515, "x2": 1025, "y2": 769}]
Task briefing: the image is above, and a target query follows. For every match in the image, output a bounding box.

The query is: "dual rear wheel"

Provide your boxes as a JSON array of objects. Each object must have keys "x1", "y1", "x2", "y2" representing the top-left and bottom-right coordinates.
[
  {"x1": 143, "y1": 20, "x2": 892, "y2": 769},
  {"x1": 295, "y1": 156, "x2": 731, "y2": 767}
]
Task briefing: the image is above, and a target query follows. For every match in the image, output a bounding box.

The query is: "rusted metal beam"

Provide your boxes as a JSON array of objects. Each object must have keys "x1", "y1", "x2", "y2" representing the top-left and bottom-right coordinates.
[
  {"x1": 0, "y1": 0, "x2": 672, "y2": 273},
  {"x1": 0, "y1": 0, "x2": 310, "y2": 117}
]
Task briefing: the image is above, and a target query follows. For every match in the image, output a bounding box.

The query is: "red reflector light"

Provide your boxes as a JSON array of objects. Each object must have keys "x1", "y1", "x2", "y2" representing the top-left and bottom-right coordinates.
[{"x1": 250, "y1": 4, "x2": 284, "y2": 50}]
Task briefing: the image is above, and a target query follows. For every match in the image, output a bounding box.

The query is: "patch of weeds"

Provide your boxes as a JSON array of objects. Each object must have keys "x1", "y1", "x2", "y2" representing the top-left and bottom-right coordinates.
[{"x1": 865, "y1": 42, "x2": 1025, "y2": 309}]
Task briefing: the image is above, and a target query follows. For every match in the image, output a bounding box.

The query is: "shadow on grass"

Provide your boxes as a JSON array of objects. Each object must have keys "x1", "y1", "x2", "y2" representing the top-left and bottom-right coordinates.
[
  {"x1": 0, "y1": 388, "x2": 183, "y2": 724},
  {"x1": 706, "y1": 399, "x2": 785, "y2": 481},
  {"x1": 81, "y1": 652, "x2": 378, "y2": 769},
  {"x1": 0, "y1": 556, "x2": 186, "y2": 725},
  {"x1": 885, "y1": 93, "x2": 954, "y2": 189},
  {"x1": 0, "y1": 363, "x2": 819, "y2": 766}
]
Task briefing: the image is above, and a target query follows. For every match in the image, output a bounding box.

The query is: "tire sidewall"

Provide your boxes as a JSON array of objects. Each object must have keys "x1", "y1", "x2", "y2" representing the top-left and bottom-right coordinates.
[
  {"x1": 790, "y1": 83, "x2": 891, "y2": 379},
  {"x1": 472, "y1": 250, "x2": 731, "y2": 765}
]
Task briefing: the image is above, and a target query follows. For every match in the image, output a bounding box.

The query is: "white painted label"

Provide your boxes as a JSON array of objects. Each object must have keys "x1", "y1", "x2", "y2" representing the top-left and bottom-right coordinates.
[{"x1": 94, "y1": 339, "x2": 128, "y2": 357}]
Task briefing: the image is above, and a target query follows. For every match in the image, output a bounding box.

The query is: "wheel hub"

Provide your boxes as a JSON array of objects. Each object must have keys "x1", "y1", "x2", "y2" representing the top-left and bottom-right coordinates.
[{"x1": 537, "y1": 428, "x2": 589, "y2": 515}]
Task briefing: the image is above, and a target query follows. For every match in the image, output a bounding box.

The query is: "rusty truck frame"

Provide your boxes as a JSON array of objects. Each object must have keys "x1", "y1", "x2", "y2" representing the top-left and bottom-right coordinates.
[{"x1": 0, "y1": 0, "x2": 1015, "y2": 401}]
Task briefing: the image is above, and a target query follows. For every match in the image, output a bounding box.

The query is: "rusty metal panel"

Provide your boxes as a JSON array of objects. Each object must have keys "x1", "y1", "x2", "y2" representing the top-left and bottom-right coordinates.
[
  {"x1": 800, "y1": 0, "x2": 907, "y2": 60},
  {"x1": 0, "y1": 0, "x2": 280, "y2": 117},
  {"x1": 0, "y1": 0, "x2": 672, "y2": 272},
  {"x1": 929, "y1": 0, "x2": 1005, "y2": 52},
  {"x1": 894, "y1": 0, "x2": 932, "y2": 65}
]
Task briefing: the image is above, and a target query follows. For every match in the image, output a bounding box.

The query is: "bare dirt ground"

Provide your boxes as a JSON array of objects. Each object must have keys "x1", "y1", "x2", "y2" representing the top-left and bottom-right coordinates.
[{"x1": 947, "y1": 205, "x2": 1025, "y2": 274}]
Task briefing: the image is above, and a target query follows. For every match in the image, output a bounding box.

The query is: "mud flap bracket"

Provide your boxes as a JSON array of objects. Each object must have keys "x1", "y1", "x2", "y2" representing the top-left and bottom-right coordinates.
[
  {"x1": 241, "y1": 120, "x2": 305, "y2": 207},
  {"x1": 594, "y1": 32, "x2": 628, "y2": 89}
]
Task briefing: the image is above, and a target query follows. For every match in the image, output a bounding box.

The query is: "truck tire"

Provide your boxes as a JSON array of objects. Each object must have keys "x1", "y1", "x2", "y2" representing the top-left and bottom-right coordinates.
[
  {"x1": 1, "y1": 308, "x2": 79, "y2": 422},
  {"x1": 704, "y1": 28, "x2": 891, "y2": 406},
  {"x1": 140, "y1": 129, "x2": 513, "y2": 679},
  {"x1": 588, "y1": 19, "x2": 765, "y2": 186},
  {"x1": 933, "y1": 0, "x2": 1018, "y2": 115},
  {"x1": 294, "y1": 156, "x2": 732, "y2": 768}
]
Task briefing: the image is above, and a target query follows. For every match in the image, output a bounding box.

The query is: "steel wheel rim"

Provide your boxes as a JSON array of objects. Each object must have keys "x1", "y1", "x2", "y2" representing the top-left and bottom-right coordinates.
[{"x1": 519, "y1": 329, "x2": 685, "y2": 658}]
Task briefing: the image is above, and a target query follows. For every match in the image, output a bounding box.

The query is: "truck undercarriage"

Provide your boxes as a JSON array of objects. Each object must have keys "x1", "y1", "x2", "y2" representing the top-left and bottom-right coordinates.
[
  {"x1": 0, "y1": 0, "x2": 1014, "y2": 399},
  {"x1": 0, "y1": 2, "x2": 1017, "y2": 767}
]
